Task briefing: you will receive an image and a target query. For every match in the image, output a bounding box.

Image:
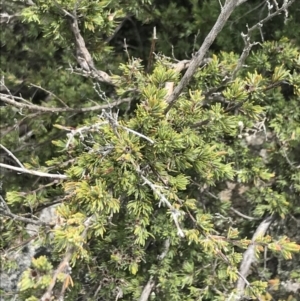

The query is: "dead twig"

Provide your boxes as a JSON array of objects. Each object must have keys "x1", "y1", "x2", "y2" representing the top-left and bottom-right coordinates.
[
  {"x1": 230, "y1": 208, "x2": 260, "y2": 221},
  {"x1": 0, "y1": 93, "x2": 131, "y2": 113},
  {"x1": 139, "y1": 277, "x2": 156, "y2": 301},
  {"x1": 0, "y1": 163, "x2": 67, "y2": 179},
  {"x1": 0, "y1": 144, "x2": 24, "y2": 168},
  {"x1": 0, "y1": 195, "x2": 48, "y2": 226},
  {"x1": 29, "y1": 84, "x2": 69, "y2": 108}
]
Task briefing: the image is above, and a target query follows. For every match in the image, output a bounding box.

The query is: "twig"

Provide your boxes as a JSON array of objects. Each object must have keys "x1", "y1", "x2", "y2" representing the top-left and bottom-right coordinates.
[
  {"x1": 64, "y1": 121, "x2": 109, "y2": 148},
  {"x1": 0, "y1": 163, "x2": 67, "y2": 179},
  {"x1": 0, "y1": 12, "x2": 21, "y2": 23},
  {"x1": 230, "y1": 2, "x2": 265, "y2": 28},
  {"x1": 230, "y1": 208, "x2": 260, "y2": 221},
  {"x1": 236, "y1": 0, "x2": 249, "y2": 6},
  {"x1": 141, "y1": 175, "x2": 185, "y2": 238},
  {"x1": 0, "y1": 195, "x2": 48, "y2": 226},
  {"x1": 29, "y1": 84, "x2": 69, "y2": 108},
  {"x1": 53, "y1": 0, "x2": 75, "y2": 19},
  {"x1": 280, "y1": 146, "x2": 297, "y2": 169},
  {"x1": 157, "y1": 238, "x2": 170, "y2": 260},
  {"x1": 120, "y1": 125, "x2": 155, "y2": 144},
  {"x1": 147, "y1": 27, "x2": 158, "y2": 72},
  {"x1": 0, "y1": 144, "x2": 24, "y2": 168},
  {"x1": 232, "y1": 0, "x2": 294, "y2": 78},
  {"x1": 3, "y1": 235, "x2": 38, "y2": 254},
  {"x1": 165, "y1": 0, "x2": 295, "y2": 113},
  {"x1": 106, "y1": 15, "x2": 132, "y2": 43},
  {"x1": 172, "y1": 59, "x2": 191, "y2": 72},
  {"x1": 31, "y1": 1, "x2": 113, "y2": 85},
  {"x1": 102, "y1": 110, "x2": 154, "y2": 144},
  {"x1": 123, "y1": 38, "x2": 130, "y2": 61},
  {"x1": 0, "y1": 93, "x2": 131, "y2": 113},
  {"x1": 247, "y1": 0, "x2": 295, "y2": 35},
  {"x1": 231, "y1": 33, "x2": 259, "y2": 79},
  {"x1": 0, "y1": 195, "x2": 13, "y2": 212},
  {"x1": 0, "y1": 208, "x2": 48, "y2": 226}
]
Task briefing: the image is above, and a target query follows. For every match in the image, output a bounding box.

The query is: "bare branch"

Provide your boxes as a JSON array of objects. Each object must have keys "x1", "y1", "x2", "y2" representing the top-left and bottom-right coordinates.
[
  {"x1": 29, "y1": 84, "x2": 69, "y2": 108},
  {"x1": 247, "y1": 0, "x2": 295, "y2": 35},
  {"x1": 64, "y1": 121, "x2": 109, "y2": 149},
  {"x1": 232, "y1": 0, "x2": 295, "y2": 78},
  {"x1": 0, "y1": 195, "x2": 48, "y2": 226},
  {"x1": 43, "y1": 1, "x2": 113, "y2": 85},
  {"x1": 120, "y1": 125, "x2": 155, "y2": 144},
  {"x1": 165, "y1": 0, "x2": 295, "y2": 113},
  {"x1": 106, "y1": 15, "x2": 132, "y2": 43},
  {"x1": 236, "y1": 0, "x2": 248, "y2": 6},
  {"x1": 25, "y1": 0, "x2": 36, "y2": 6},
  {"x1": 139, "y1": 277, "x2": 155, "y2": 301},
  {"x1": 0, "y1": 144, "x2": 24, "y2": 168},
  {"x1": 157, "y1": 238, "x2": 170, "y2": 260},
  {"x1": 53, "y1": 0, "x2": 75, "y2": 19},
  {"x1": 232, "y1": 34, "x2": 259, "y2": 79},
  {"x1": 234, "y1": 216, "x2": 274, "y2": 300},
  {"x1": 0, "y1": 12, "x2": 20, "y2": 23},
  {"x1": 69, "y1": 16, "x2": 113, "y2": 85},
  {"x1": 0, "y1": 208, "x2": 47, "y2": 226},
  {"x1": 230, "y1": 208, "x2": 260, "y2": 221},
  {"x1": 165, "y1": 0, "x2": 240, "y2": 112},
  {"x1": 0, "y1": 163, "x2": 67, "y2": 179},
  {"x1": 0, "y1": 93, "x2": 131, "y2": 113}
]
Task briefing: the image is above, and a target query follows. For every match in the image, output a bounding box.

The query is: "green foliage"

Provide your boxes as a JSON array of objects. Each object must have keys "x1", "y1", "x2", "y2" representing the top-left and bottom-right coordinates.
[{"x1": 1, "y1": 1, "x2": 300, "y2": 301}]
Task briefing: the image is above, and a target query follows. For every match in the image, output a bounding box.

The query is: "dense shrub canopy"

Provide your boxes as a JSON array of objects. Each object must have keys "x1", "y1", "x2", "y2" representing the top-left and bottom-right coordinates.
[{"x1": 1, "y1": 1, "x2": 300, "y2": 300}]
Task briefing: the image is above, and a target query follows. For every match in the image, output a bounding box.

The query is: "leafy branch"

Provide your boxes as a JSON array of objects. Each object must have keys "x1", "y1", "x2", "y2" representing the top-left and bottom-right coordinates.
[
  {"x1": 165, "y1": 0, "x2": 295, "y2": 113},
  {"x1": 40, "y1": 215, "x2": 95, "y2": 301}
]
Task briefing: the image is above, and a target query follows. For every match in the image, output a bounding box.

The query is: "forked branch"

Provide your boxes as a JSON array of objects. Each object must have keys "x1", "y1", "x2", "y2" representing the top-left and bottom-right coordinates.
[{"x1": 165, "y1": 0, "x2": 295, "y2": 113}]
